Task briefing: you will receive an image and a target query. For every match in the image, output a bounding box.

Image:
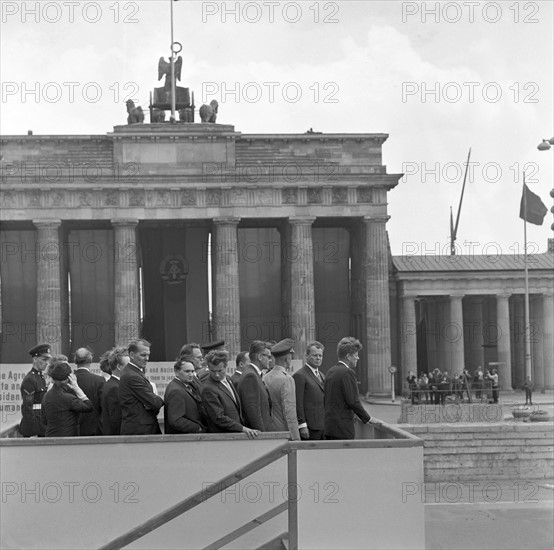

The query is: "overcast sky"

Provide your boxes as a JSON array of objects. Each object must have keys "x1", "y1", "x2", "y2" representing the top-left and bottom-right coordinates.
[{"x1": 1, "y1": 0, "x2": 553, "y2": 255}]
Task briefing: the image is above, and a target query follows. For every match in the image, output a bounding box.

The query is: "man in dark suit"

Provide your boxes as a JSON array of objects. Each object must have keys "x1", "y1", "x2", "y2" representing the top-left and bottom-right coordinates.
[
  {"x1": 165, "y1": 359, "x2": 207, "y2": 434},
  {"x1": 293, "y1": 341, "x2": 325, "y2": 440},
  {"x1": 119, "y1": 339, "x2": 164, "y2": 435},
  {"x1": 74, "y1": 347, "x2": 105, "y2": 436},
  {"x1": 19, "y1": 343, "x2": 51, "y2": 437},
  {"x1": 101, "y1": 347, "x2": 128, "y2": 435},
  {"x1": 323, "y1": 337, "x2": 371, "y2": 440},
  {"x1": 231, "y1": 351, "x2": 249, "y2": 387},
  {"x1": 237, "y1": 341, "x2": 274, "y2": 431},
  {"x1": 201, "y1": 349, "x2": 258, "y2": 438}
]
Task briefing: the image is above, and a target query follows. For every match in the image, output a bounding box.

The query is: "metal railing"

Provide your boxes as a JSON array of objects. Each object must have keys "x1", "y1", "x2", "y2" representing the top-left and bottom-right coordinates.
[{"x1": 99, "y1": 441, "x2": 297, "y2": 550}]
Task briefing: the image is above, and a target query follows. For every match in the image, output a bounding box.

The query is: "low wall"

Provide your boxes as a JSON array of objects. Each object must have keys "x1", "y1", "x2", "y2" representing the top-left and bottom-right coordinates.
[
  {"x1": 1, "y1": 422, "x2": 424, "y2": 550},
  {"x1": 400, "y1": 401, "x2": 507, "y2": 424},
  {"x1": 402, "y1": 422, "x2": 554, "y2": 482}
]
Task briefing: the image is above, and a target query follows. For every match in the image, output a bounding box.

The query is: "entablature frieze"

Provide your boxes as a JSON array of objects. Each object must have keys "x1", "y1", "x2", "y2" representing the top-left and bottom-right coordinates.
[
  {"x1": 0, "y1": 184, "x2": 395, "y2": 213},
  {"x1": 397, "y1": 276, "x2": 554, "y2": 297}
]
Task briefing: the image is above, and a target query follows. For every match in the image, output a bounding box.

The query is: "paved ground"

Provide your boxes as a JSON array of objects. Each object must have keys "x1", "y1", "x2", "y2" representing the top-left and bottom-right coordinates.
[{"x1": 362, "y1": 390, "x2": 554, "y2": 550}]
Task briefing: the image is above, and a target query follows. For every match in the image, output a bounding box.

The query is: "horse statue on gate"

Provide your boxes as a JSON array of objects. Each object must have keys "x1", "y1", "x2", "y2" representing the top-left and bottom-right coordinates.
[
  {"x1": 199, "y1": 100, "x2": 218, "y2": 123},
  {"x1": 126, "y1": 100, "x2": 144, "y2": 124}
]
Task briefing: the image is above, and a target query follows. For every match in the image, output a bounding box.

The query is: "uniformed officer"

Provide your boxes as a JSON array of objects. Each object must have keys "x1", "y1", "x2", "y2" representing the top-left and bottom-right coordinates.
[{"x1": 19, "y1": 343, "x2": 51, "y2": 437}]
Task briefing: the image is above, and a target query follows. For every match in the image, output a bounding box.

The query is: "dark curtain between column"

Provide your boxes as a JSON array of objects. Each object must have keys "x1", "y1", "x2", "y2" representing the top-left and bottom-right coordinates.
[
  {"x1": 239, "y1": 227, "x2": 282, "y2": 350},
  {"x1": 67, "y1": 229, "x2": 115, "y2": 358},
  {"x1": 140, "y1": 226, "x2": 209, "y2": 361},
  {"x1": 0, "y1": 230, "x2": 38, "y2": 362},
  {"x1": 313, "y1": 227, "x2": 351, "y2": 374}
]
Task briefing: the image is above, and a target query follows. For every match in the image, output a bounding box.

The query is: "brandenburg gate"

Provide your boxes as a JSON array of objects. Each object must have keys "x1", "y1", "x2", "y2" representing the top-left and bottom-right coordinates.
[{"x1": 0, "y1": 123, "x2": 402, "y2": 395}]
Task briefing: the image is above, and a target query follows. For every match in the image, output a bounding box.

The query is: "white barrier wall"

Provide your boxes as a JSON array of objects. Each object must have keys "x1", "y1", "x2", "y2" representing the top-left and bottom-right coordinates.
[{"x1": 1, "y1": 426, "x2": 424, "y2": 549}]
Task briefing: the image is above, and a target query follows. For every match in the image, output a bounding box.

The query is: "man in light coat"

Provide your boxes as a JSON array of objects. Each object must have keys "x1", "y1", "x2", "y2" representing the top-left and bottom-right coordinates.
[{"x1": 264, "y1": 339, "x2": 300, "y2": 441}]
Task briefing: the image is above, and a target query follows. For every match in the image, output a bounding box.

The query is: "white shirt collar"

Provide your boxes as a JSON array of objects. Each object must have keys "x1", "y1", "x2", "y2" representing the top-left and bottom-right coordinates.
[
  {"x1": 338, "y1": 360, "x2": 350, "y2": 369},
  {"x1": 305, "y1": 364, "x2": 320, "y2": 376},
  {"x1": 249, "y1": 363, "x2": 262, "y2": 376}
]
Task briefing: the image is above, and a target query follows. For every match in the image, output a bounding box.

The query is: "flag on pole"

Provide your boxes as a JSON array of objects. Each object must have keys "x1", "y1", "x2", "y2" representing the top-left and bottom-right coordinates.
[{"x1": 519, "y1": 183, "x2": 547, "y2": 225}]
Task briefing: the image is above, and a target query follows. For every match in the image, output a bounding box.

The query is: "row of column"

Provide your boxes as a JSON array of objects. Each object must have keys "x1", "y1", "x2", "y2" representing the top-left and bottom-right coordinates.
[
  {"x1": 34, "y1": 216, "x2": 393, "y2": 394},
  {"x1": 400, "y1": 292, "x2": 554, "y2": 390},
  {"x1": 33, "y1": 219, "x2": 140, "y2": 355},
  {"x1": 212, "y1": 217, "x2": 392, "y2": 394}
]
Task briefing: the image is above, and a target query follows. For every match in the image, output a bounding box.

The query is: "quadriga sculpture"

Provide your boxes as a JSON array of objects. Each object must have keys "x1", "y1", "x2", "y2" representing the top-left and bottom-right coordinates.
[{"x1": 199, "y1": 100, "x2": 218, "y2": 123}]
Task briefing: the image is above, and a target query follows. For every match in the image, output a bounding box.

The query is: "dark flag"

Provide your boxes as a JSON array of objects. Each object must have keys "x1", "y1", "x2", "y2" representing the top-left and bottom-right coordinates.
[{"x1": 519, "y1": 184, "x2": 547, "y2": 226}]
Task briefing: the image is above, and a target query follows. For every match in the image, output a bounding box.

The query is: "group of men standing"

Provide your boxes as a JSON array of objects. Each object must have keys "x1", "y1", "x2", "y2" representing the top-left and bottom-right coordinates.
[{"x1": 19, "y1": 336, "x2": 372, "y2": 441}]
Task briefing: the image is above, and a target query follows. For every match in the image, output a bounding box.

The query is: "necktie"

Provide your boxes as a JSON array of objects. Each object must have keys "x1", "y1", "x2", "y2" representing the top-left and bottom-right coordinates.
[{"x1": 222, "y1": 379, "x2": 236, "y2": 402}]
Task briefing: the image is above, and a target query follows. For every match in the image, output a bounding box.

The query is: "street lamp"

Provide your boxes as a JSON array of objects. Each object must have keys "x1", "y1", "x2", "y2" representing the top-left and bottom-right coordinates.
[{"x1": 537, "y1": 137, "x2": 554, "y2": 151}]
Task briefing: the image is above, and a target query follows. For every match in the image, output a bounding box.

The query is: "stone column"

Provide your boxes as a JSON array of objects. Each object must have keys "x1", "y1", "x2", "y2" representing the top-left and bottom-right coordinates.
[
  {"x1": 111, "y1": 220, "x2": 140, "y2": 346},
  {"x1": 34, "y1": 220, "x2": 63, "y2": 354},
  {"x1": 464, "y1": 297, "x2": 484, "y2": 370},
  {"x1": 543, "y1": 293, "x2": 554, "y2": 389},
  {"x1": 212, "y1": 219, "x2": 241, "y2": 358},
  {"x1": 496, "y1": 293, "x2": 513, "y2": 391},
  {"x1": 401, "y1": 295, "x2": 418, "y2": 381},
  {"x1": 288, "y1": 218, "x2": 316, "y2": 357},
  {"x1": 448, "y1": 295, "x2": 465, "y2": 377},
  {"x1": 364, "y1": 217, "x2": 392, "y2": 395}
]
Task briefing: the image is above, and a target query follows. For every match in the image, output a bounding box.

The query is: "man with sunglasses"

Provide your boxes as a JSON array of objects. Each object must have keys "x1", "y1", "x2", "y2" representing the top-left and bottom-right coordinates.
[
  {"x1": 236, "y1": 340, "x2": 274, "y2": 431},
  {"x1": 19, "y1": 343, "x2": 51, "y2": 437}
]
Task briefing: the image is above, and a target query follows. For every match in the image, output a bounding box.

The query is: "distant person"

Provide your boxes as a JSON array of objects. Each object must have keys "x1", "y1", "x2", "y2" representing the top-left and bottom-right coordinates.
[
  {"x1": 41, "y1": 360, "x2": 93, "y2": 437},
  {"x1": 237, "y1": 340, "x2": 273, "y2": 431},
  {"x1": 473, "y1": 366, "x2": 484, "y2": 401},
  {"x1": 119, "y1": 339, "x2": 164, "y2": 435},
  {"x1": 323, "y1": 337, "x2": 371, "y2": 440},
  {"x1": 19, "y1": 343, "x2": 51, "y2": 437},
  {"x1": 164, "y1": 359, "x2": 207, "y2": 434},
  {"x1": 406, "y1": 371, "x2": 418, "y2": 404},
  {"x1": 264, "y1": 339, "x2": 300, "y2": 440},
  {"x1": 439, "y1": 371, "x2": 451, "y2": 405},
  {"x1": 293, "y1": 341, "x2": 325, "y2": 440},
  {"x1": 74, "y1": 347, "x2": 105, "y2": 436},
  {"x1": 418, "y1": 373, "x2": 429, "y2": 404},
  {"x1": 201, "y1": 350, "x2": 259, "y2": 438},
  {"x1": 523, "y1": 376, "x2": 534, "y2": 405},
  {"x1": 486, "y1": 369, "x2": 499, "y2": 404}
]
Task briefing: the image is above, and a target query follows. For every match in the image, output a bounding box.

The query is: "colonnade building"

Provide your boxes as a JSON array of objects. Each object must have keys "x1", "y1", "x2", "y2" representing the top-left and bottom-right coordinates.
[{"x1": 1, "y1": 123, "x2": 553, "y2": 393}]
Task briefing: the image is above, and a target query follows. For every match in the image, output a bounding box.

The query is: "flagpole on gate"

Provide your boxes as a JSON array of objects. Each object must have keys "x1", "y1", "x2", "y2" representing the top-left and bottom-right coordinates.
[
  {"x1": 170, "y1": 0, "x2": 176, "y2": 122},
  {"x1": 523, "y1": 172, "x2": 532, "y2": 380}
]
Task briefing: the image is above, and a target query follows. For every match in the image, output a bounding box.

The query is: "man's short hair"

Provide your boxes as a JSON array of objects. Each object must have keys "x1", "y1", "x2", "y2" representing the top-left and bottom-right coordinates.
[
  {"x1": 249, "y1": 340, "x2": 270, "y2": 358},
  {"x1": 235, "y1": 351, "x2": 248, "y2": 365},
  {"x1": 305, "y1": 341, "x2": 324, "y2": 355},
  {"x1": 337, "y1": 337, "x2": 362, "y2": 360},
  {"x1": 128, "y1": 339, "x2": 151, "y2": 354},
  {"x1": 206, "y1": 349, "x2": 229, "y2": 368},
  {"x1": 173, "y1": 358, "x2": 194, "y2": 373},
  {"x1": 179, "y1": 343, "x2": 200, "y2": 357}
]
